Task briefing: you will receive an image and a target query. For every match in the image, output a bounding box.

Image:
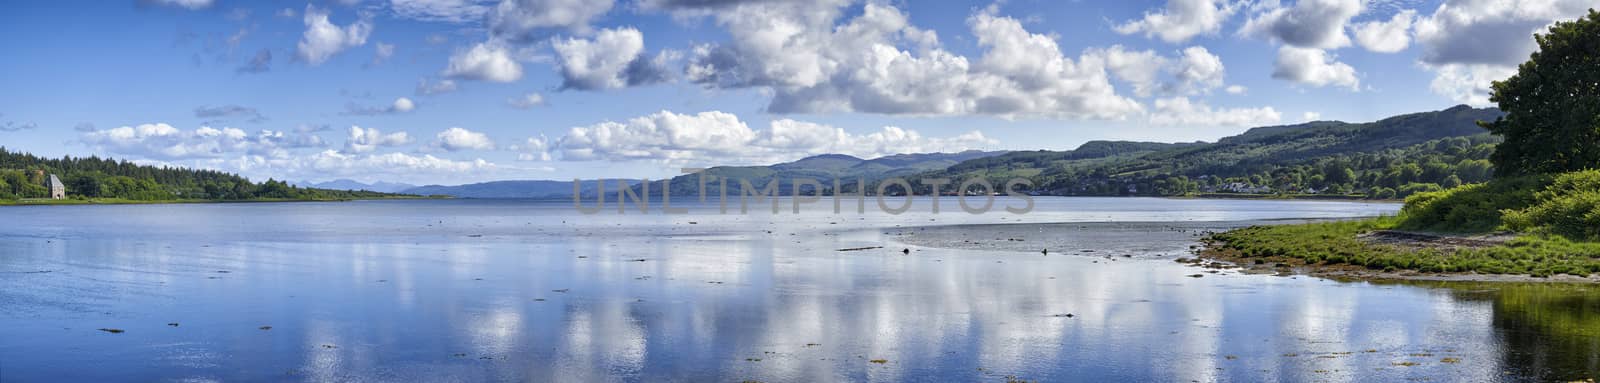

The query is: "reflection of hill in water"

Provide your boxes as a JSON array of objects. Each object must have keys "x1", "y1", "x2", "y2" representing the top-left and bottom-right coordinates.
[
  {"x1": 1491, "y1": 284, "x2": 1600, "y2": 380},
  {"x1": 1407, "y1": 282, "x2": 1600, "y2": 380}
]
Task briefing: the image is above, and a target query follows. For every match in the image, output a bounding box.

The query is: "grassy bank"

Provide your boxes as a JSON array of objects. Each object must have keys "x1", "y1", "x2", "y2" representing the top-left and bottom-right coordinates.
[{"x1": 1203, "y1": 170, "x2": 1600, "y2": 279}]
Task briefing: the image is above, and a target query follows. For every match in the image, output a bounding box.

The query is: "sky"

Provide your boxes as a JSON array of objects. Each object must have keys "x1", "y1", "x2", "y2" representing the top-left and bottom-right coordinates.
[{"x1": 0, "y1": 0, "x2": 1592, "y2": 185}]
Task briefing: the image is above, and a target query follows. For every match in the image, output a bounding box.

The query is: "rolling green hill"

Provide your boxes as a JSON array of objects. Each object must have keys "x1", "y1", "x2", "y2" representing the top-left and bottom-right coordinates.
[{"x1": 917, "y1": 105, "x2": 1506, "y2": 198}]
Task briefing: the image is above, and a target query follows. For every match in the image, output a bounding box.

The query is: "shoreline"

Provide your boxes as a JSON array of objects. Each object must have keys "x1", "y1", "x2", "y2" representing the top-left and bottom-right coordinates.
[
  {"x1": 1195, "y1": 235, "x2": 1600, "y2": 284},
  {"x1": 1165, "y1": 193, "x2": 1404, "y2": 203}
]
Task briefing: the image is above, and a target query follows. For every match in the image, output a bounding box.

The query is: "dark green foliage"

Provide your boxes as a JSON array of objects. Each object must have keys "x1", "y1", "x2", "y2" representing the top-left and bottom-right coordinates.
[
  {"x1": 1480, "y1": 10, "x2": 1600, "y2": 176},
  {"x1": 1397, "y1": 174, "x2": 1552, "y2": 233},
  {"x1": 1503, "y1": 170, "x2": 1600, "y2": 240},
  {"x1": 0, "y1": 147, "x2": 405, "y2": 201},
  {"x1": 1398, "y1": 169, "x2": 1600, "y2": 240}
]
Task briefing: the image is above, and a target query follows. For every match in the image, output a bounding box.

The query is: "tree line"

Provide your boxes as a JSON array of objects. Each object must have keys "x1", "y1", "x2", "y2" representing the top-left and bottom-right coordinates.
[{"x1": 0, "y1": 147, "x2": 398, "y2": 201}]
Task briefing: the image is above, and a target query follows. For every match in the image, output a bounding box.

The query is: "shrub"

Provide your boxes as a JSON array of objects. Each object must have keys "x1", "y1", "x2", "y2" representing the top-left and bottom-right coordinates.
[
  {"x1": 1398, "y1": 183, "x2": 1444, "y2": 197},
  {"x1": 1502, "y1": 170, "x2": 1600, "y2": 240},
  {"x1": 1396, "y1": 174, "x2": 1551, "y2": 232}
]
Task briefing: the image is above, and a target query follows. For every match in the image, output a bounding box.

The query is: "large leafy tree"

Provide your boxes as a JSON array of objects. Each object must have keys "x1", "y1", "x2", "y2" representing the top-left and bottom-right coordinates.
[{"x1": 1481, "y1": 10, "x2": 1600, "y2": 176}]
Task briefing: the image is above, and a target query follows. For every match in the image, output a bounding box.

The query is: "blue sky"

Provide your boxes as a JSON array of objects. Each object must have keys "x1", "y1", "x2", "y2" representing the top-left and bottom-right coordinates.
[{"x1": 0, "y1": 0, "x2": 1591, "y2": 185}]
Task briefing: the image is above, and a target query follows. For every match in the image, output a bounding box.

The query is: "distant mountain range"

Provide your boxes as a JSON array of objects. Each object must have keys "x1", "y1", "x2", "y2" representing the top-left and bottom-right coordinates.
[
  {"x1": 635, "y1": 150, "x2": 1011, "y2": 197},
  {"x1": 401, "y1": 180, "x2": 641, "y2": 199},
  {"x1": 297, "y1": 179, "x2": 418, "y2": 194}
]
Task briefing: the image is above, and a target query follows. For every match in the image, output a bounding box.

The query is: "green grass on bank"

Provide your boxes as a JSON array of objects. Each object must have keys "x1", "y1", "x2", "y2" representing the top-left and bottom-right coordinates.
[
  {"x1": 1207, "y1": 170, "x2": 1600, "y2": 277},
  {"x1": 1210, "y1": 220, "x2": 1600, "y2": 277}
]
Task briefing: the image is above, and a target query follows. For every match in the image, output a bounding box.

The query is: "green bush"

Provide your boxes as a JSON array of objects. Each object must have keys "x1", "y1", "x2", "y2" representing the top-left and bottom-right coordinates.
[
  {"x1": 1503, "y1": 170, "x2": 1600, "y2": 240},
  {"x1": 1398, "y1": 182, "x2": 1443, "y2": 197},
  {"x1": 1370, "y1": 187, "x2": 1397, "y2": 199},
  {"x1": 1396, "y1": 174, "x2": 1551, "y2": 232}
]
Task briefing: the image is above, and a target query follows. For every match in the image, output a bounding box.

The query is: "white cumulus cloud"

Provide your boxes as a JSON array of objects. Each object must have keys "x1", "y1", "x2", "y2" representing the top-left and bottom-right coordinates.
[
  {"x1": 392, "y1": 97, "x2": 415, "y2": 112},
  {"x1": 79, "y1": 123, "x2": 324, "y2": 160},
  {"x1": 443, "y1": 42, "x2": 523, "y2": 82},
  {"x1": 684, "y1": 3, "x2": 1145, "y2": 119},
  {"x1": 1148, "y1": 97, "x2": 1283, "y2": 127},
  {"x1": 296, "y1": 5, "x2": 373, "y2": 65},
  {"x1": 551, "y1": 110, "x2": 997, "y2": 165},
  {"x1": 1428, "y1": 63, "x2": 1517, "y2": 106},
  {"x1": 1114, "y1": 0, "x2": 1239, "y2": 43},
  {"x1": 343, "y1": 126, "x2": 413, "y2": 153},
  {"x1": 1413, "y1": 0, "x2": 1592, "y2": 105},
  {"x1": 1271, "y1": 46, "x2": 1360, "y2": 90},
  {"x1": 552, "y1": 27, "x2": 669, "y2": 90},
  {"x1": 1239, "y1": 0, "x2": 1363, "y2": 49},
  {"x1": 513, "y1": 135, "x2": 552, "y2": 161},
  {"x1": 1094, "y1": 45, "x2": 1229, "y2": 97},
  {"x1": 1414, "y1": 0, "x2": 1591, "y2": 66},
  {"x1": 227, "y1": 150, "x2": 502, "y2": 185},
  {"x1": 1352, "y1": 9, "x2": 1415, "y2": 53},
  {"x1": 432, "y1": 127, "x2": 496, "y2": 151}
]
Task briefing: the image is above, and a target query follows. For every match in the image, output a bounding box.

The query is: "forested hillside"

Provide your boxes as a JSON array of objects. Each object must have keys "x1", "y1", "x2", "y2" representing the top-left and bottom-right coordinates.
[
  {"x1": 0, "y1": 147, "x2": 401, "y2": 201},
  {"x1": 919, "y1": 105, "x2": 1505, "y2": 198}
]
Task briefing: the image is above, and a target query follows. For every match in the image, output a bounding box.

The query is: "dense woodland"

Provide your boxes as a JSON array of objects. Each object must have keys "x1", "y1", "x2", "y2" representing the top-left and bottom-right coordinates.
[{"x1": 0, "y1": 147, "x2": 399, "y2": 201}]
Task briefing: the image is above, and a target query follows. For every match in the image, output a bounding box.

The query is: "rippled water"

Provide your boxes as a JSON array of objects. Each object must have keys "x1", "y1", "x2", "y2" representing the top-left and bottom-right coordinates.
[{"x1": 1, "y1": 197, "x2": 1596, "y2": 382}]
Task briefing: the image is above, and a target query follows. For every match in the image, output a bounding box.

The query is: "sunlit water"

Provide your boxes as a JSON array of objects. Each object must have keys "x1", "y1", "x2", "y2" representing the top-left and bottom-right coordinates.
[{"x1": 2, "y1": 197, "x2": 1597, "y2": 382}]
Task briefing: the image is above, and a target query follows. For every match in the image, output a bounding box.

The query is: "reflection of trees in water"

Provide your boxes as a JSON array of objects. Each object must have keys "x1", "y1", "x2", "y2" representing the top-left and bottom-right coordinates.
[{"x1": 1464, "y1": 283, "x2": 1600, "y2": 381}]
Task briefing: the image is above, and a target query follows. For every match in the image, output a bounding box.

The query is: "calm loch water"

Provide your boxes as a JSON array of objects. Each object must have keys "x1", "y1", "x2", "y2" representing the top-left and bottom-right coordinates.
[{"x1": 2, "y1": 198, "x2": 1597, "y2": 382}]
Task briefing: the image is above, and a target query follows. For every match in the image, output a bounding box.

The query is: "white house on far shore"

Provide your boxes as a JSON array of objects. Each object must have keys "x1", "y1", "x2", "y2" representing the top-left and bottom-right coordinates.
[{"x1": 47, "y1": 174, "x2": 64, "y2": 199}]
